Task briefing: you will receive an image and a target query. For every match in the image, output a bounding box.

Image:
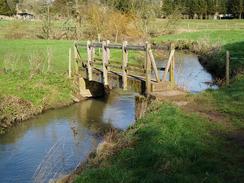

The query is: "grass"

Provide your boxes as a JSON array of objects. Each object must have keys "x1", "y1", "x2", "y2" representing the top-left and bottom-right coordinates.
[{"x1": 75, "y1": 103, "x2": 244, "y2": 183}]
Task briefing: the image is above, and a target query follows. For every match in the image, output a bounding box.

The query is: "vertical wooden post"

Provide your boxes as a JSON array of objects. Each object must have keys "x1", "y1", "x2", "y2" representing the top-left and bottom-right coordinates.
[
  {"x1": 98, "y1": 34, "x2": 101, "y2": 55},
  {"x1": 122, "y1": 41, "x2": 128, "y2": 90},
  {"x1": 73, "y1": 43, "x2": 79, "y2": 74},
  {"x1": 47, "y1": 47, "x2": 51, "y2": 72},
  {"x1": 169, "y1": 44, "x2": 175, "y2": 84},
  {"x1": 106, "y1": 40, "x2": 110, "y2": 68},
  {"x1": 87, "y1": 40, "x2": 92, "y2": 80},
  {"x1": 145, "y1": 42, "x2": 151, "y2": 95},
  {"x1": 226, "y1": 50, "x2": 230, "y2": 86},
  {"x1": 68, "y1": 48, "x2": 72, "y2": 78},
  {"x1": 102, "y1": 41, "x2": 108, "y2": 85},
  {"x1": 163, "y1": 44, "x2": 175, "y2": 81}
]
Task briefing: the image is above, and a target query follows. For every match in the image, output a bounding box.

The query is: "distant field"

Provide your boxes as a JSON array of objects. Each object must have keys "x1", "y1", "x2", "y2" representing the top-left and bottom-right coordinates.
[{"x1": 153, "y1": 19, "x2": 244, "y2": 31}]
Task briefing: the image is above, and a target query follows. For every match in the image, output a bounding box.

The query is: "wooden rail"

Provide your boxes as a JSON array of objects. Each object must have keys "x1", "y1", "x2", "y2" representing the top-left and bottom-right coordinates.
[{"x1": 71, "y1": 40, "x2": 175, "y2": 95}]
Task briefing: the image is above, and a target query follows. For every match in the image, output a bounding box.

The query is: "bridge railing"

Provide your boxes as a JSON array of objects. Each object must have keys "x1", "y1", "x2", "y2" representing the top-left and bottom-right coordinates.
[{"x1": 71, "y1": 40, "x2": 175, "y2": 94}]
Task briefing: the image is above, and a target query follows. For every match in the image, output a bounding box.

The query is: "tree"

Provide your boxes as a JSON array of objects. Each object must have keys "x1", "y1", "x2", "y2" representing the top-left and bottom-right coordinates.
[
  {"x1": 232, "y1": 0, "x2": 244, "y2": 19},
  {"x1": 0, "y1": 0, "x2": 18, "y2": 16}
]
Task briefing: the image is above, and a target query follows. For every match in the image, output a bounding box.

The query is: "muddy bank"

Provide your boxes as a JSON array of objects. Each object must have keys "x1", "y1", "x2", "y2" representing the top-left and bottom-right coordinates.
[{"x1": 0, "y1": 95, "x2": 75, "y2": 134}]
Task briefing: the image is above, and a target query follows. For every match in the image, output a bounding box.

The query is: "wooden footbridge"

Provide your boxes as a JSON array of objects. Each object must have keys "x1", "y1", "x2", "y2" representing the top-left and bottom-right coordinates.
[{"x1": 70, "y1": 40, "x2": 177, "y2": 97}]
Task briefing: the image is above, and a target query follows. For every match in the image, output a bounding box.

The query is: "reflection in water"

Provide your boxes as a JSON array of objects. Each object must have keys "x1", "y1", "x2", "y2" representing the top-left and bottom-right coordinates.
[
  {"x1": 156, "y1": 52, "x2": 218, "y2": 93},
  {"x1": 0, "y1": 92, "x2": 135, "y2": 183}
]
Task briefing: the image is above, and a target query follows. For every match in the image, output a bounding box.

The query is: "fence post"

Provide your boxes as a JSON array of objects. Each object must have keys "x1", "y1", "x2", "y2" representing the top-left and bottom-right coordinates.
[
  {"x1": 73, "y1": 43, "x2": 79, "y2": 74},
  {"x1": 122, "y1": 41, "x2": 128, "y2": 90},
  {"x1": 98, "y1": 34, "x2": 101, "y2": 55},
  {"x1": 226, "y1": 50, "x2": 230, "y2": 86},
  {"x1": 102, "y1": 41, "x2": 108, "y2": 85},
  {"x1": 169, "y1": 44, "x2": 175, "y2": 84},
  {"x1": 145, "y1": 42, "x2": 151, "y2": 95},
  {"x1": 87, "y1": 40, "x2": 92, "y2": 81},
  {"x1": 68, "y1": 48, "x2": 72, "y2": 78}
]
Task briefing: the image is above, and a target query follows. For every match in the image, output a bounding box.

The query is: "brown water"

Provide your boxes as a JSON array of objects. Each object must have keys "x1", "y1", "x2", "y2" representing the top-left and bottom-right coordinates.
[{"x1": 0, "y1": 91, "x2": 135, "y2": 183}]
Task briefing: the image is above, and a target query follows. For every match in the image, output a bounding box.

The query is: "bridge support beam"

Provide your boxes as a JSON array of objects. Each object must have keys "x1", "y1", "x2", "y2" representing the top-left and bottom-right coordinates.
[
  {"x1": 87, "y1": 41, "x2": 93, "y2": 81},
  {"x1": 102, "y1": 41, "x2": 109, "y2": 86},
  {"x1": 122, "y1": 41, "x2": 128, "y2": 90},
  {"x1": 145, "y1": 42, "x2": 152, "y2": 95}
]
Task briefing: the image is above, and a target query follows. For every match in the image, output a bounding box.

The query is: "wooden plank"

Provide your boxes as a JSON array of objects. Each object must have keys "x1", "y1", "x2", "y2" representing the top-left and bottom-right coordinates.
[
  {"x1": 169, "y1": 51, "x2": 175, "y2": 83},
  {"x1": 145, "y1": 42, "x2": 151, "y2": 94},
  {"x1": 162, "y1": 48, "x2": 175, "y2": 81},
  {"x1": 149, "y1": 49, "x2": 160, "y2": 82},
  {"x1": 226, "y1": 51, "x2": 230, "y2": 86},
  {"x1": 87, "y1": 41, "x2": 93, "y2": 80},
  {"x1": 73, "y1": 43, "x2": 79, "y2": 74},
  {"x1": 102, "y1": 41, "x2": 108, "y2": 85},
  {"x1": 68, "y1": 48, "x2": 72, "y2": 78},
  {"x1": 122, "y1": 41, "x2": 128, "y2": 90}
]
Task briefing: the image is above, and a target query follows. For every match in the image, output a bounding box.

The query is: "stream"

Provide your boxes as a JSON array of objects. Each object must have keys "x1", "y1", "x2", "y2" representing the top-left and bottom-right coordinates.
[{"x1": 0, "y1": 53, "x2": 217, "y2": 183}]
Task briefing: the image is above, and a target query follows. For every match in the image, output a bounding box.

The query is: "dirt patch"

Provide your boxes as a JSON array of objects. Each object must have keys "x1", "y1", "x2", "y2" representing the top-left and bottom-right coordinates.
[
  {"x1": 0, "y1": 96, "x2": 40, "y2": 132},
  {"x1": 183, "y1": 101, "x2": 231, "y2": 126}
]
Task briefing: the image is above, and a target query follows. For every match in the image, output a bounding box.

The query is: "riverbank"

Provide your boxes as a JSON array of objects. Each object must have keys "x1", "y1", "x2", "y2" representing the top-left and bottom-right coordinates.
[
  {"x1": 73, "y1": 30, "x2": 244, "y2": 182},
  {"x1": 0, "y1": 72, "x2": 76, "y2": 134}
]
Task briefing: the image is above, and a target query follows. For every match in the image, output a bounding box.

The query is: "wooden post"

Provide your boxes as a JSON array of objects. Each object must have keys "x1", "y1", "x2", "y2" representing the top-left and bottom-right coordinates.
[
  {"x1": 68, "y1": 48, "x2": 72, "y2": 78},
  {"x1": 122, "y1": 41, "x2": 128, "y2": 90},
  {"x1": 87, "y1": 40, "x2": 92, "y2": 80},
  {"x1": 73, "y1": 43, "x2": 79, "y2": 74},
  {"x1": 226, "y1": 50, "x2": 230, "y2": 86},
  {"x1": 47, "y1": 47, "x2": 51, "y2": 72},
  {"x1": 163, "y1": 44, "x2": 175, "y2": 81},
  {"x1": 106, "y1": 40, "x2": 110, "y2": 69},
  {"x1": 149, "y1": 49, "x2": 160, "y2": 82},
  {"x1": 145, "y1": 42, "x2": 151, "y2": 95},
  {"x1": 98, "y1": 34, "x2": 101, "y2": 55},
  {"x1": 102, "y1": 41, "x2": 108, "y2": 85},
  {"x1": 169, "y1": 45, "x2": 175, "y2": 84}
]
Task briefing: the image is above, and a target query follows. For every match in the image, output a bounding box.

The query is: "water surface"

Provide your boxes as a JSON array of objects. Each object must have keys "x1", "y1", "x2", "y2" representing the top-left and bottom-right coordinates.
[
  {"x1": 156, "y1": 52, "x2": 218, "y2": 92},
  {"x1": 0, "y1": 92, "x2": 135, "y2": 183}
]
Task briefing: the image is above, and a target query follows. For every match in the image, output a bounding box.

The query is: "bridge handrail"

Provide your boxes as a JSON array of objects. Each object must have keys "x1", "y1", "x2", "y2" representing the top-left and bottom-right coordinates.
[{"x1": 75, "y1": 42, "x2": 169, "y2": 51}]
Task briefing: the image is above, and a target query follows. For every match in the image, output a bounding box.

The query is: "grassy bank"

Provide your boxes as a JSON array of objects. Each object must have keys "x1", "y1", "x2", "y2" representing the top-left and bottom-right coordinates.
[
  {"x1": 75, "y1": 103, "x2": 244, "y2": 183},
  {"x1": 0, "y1": 39, "x2": 75, "y2": 134}
]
